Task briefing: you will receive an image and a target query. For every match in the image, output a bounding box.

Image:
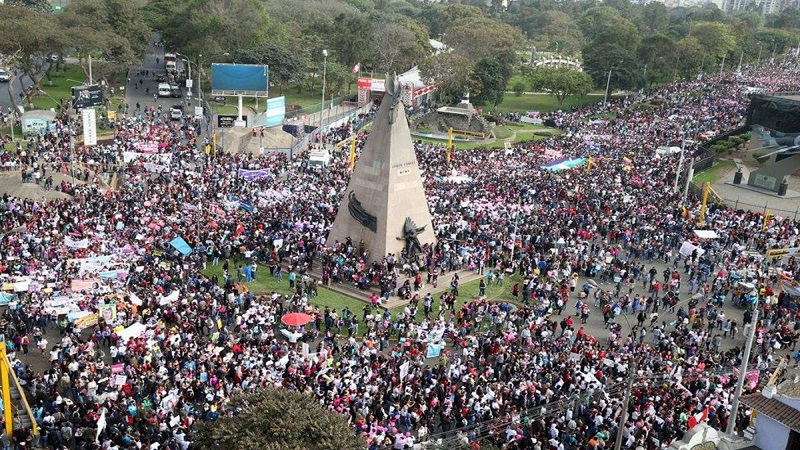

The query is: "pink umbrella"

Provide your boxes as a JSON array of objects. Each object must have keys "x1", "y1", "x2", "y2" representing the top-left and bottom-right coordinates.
[{"x1": 281, "y1": 313, "x2": 314, "y2": 327}]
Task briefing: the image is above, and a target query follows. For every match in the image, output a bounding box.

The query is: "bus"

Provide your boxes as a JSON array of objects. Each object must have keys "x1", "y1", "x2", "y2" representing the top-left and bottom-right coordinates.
[{"x1": 164, "y1": 53, "x2": 177, "y2": 72}]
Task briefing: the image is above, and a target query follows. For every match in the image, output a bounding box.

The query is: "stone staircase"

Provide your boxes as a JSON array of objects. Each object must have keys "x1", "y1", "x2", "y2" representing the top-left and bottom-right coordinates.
[{"x1": 306, "y1": 265, "x2": 484, "y2": 311}]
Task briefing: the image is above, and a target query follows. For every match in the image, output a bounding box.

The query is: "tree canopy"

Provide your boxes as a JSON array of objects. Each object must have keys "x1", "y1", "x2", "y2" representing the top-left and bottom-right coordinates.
[{"x1": 191, "y1": 389, "x2": 364, "y2": 450}]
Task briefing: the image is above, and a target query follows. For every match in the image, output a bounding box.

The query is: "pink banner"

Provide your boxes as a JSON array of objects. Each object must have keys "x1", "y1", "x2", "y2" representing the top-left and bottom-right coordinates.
[
  {"x1": 138, "y1": 142, "x2": 159, "y2": 154},
  {"x1": 71, "y1": 278, "x2": 101, "y2": 292}
]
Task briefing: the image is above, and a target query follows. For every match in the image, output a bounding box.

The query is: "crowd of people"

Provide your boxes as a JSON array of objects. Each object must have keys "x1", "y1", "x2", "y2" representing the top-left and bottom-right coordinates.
[{"x1": 0, "y1": 54, "x2": 798, "y2": 450}]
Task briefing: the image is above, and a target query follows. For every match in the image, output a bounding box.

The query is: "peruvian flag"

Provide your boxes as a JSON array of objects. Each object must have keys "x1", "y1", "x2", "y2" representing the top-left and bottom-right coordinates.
[
  {"x1": 687, "y1": 406, "x2": 709, "y2": 429},
  {"x1": 351, "y1": 62, "x2": 361, "y2": 74}
]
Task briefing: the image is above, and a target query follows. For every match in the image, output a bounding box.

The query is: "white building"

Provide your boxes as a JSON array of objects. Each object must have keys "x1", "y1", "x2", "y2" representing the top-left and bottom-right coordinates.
[{"x1": 742, "y1": 370, "x2": 800, "y2": 450}]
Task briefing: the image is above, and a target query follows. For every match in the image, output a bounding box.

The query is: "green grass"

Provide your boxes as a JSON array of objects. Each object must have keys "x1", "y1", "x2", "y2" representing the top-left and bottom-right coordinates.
[
  {"x1": 413, "y1": 122, "x2": 561, "y2": 150},
  {"x1": 492, "y1": 122, "x2": 549, "y2": 140},
  {"x1": 29, "y1": 65, "x2": 87, "y2": 110},
  {"x1": 693, "y1": 159, "x2": 735, "y2": 184},
  {"x1": 490, "y1": 93, "x2": 603, "y2": 114},
  {"x1": 506, "y1": 73, "x2": 529, "y2": 92},
  {"x1": 202, "y1": 261, "x2": 367, "y2": 314}
]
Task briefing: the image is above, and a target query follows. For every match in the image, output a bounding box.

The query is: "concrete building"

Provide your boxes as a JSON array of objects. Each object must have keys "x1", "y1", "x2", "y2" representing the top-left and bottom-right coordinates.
[{"x1": 742, "y1": 369, "x2": 800, "y2": 450}]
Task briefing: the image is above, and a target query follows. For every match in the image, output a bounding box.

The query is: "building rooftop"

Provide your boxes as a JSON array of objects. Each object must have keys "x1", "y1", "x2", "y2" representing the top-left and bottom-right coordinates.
[{"x1": 742, "y1": 393, "x2": 800, "y2": 431}]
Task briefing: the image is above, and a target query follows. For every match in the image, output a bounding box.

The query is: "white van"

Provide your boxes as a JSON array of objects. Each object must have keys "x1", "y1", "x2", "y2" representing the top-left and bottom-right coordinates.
[{"x1": 157, "y1": 83, "x2": 172, "y2": 97}]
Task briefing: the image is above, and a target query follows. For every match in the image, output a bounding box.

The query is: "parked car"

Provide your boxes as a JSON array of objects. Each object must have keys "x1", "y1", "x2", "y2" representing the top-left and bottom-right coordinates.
[
  {"x1": 170, "y1": 84, "x2": 182, "y2": 98},
  {"x1": 156, "y1": 73, "x2": 167, "y2": 82},
  {"x1": 0, "y1": 70, "x2": 10, "y2": 82},
  {"x1": 169, "y1": 105, "x2": 183, "y2": 120}
]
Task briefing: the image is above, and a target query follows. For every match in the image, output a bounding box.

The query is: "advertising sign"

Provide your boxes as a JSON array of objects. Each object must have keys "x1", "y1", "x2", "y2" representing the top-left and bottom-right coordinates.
[
  {"x1": 211, "y1": 64, "x2": 269, "y2": 95},
  {"x1": 81, "y1": 108, "x2": 97, "y2": 146},
  {"x1": 265, "y1": 96, "x2": 286, "y2": 127},
  {"x1": 217, "y1": 115, "x2": 246, "y2": 128},
  {"x1": 72, "y1": 84, "x2": 103, "y2": 109},
  {"x1": 357, "y1": 78, "x2": 385, "y2": 92}
]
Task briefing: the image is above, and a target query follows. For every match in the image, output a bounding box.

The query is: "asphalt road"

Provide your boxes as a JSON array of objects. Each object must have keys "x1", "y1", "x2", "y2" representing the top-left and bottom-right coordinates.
[
  {"x1": 0, "y1": 68, "x2": 44, "y2": 112},
  {"x1": 123, "y1": 43, "x2": 196, "y2": 119}
]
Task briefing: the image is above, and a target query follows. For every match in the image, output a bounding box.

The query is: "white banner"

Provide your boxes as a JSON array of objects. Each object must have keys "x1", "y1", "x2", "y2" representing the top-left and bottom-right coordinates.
[
  {"x1": 82, "y1": 108, "x2": 97, "y2": 146},
  {"x1": 65, "y1": 236, "x2": 90, "y2": 249}
]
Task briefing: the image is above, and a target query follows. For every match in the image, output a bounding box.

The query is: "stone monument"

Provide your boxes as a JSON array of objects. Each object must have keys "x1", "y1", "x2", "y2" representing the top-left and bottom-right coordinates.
[{"x1": 326, "y1": 73, "x2": 435, "y2": 260}]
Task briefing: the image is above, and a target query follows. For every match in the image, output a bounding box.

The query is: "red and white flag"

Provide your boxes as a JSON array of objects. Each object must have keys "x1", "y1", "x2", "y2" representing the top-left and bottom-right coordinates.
[
  {"x1": 687, "y1": 406, "x2": 709, "y2": 429},
  {"x1": 351, "y1": 62, "x2": 361, "y2": 74}
]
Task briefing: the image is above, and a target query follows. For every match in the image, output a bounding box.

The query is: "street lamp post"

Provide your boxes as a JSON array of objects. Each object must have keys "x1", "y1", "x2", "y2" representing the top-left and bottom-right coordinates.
[
  {"x1": 673, "y1": 137, "x2": 687, "y2": 193},
  {"x1": 613, "y1": 313, "x2": 637, "y2": 450},
  {"x1": 603, "y1": 68, "x2": 613, "y2": 108},
  {"x1": 726, "y1": 299, "x2": 760, "y2": 436},
  {"x1": 319, "y1": 49, "x2": 328, "y2": 140}
]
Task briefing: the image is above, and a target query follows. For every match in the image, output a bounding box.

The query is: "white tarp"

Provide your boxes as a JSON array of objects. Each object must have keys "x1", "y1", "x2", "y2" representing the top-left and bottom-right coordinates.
[
  {"x1": 116, "y1": 322, "x2": 147, "y2": 343},
  {"x1": 693, "y1": 230, "x2": 719, "y2": 239},
  {"x1": 159, "y1": 290, "x2": 180, "y2": 306},
  {"x1": 679, "y1": 241, "x2": 706, "y2": 258}
]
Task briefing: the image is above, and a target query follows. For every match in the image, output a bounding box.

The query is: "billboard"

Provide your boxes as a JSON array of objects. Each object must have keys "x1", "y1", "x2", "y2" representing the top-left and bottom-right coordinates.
[
  {"x1": 81, "y1": 108, "x2": 97, "y2": 146},
  {"x1": 217, "y1": 115, "x2": 247, "y2": 128},
  {"x1": 265, "y1": 96, "x2": 286, "y2": 127},
  {"x1": 72, "y1": 85, "x2": 103, "y2": 109},
  {"x1": 211, "y1": 64, "x2": 268, "y2": 96}
]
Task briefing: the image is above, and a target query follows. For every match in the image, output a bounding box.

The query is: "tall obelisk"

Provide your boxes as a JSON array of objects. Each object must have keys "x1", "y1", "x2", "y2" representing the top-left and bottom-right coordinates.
[{"x1": 326, "y1": 74, "x2": 435, "y2": 261}]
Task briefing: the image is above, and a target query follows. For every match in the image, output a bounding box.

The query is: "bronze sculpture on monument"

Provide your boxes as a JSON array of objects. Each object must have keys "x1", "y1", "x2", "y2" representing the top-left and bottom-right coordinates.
[{"x1": 326, "y1": 73, "x2": 436, "y2": 261}]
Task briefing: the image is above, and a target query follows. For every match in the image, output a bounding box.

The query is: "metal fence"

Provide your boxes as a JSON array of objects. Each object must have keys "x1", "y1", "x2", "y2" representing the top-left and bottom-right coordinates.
[{"x1": 285, "y1": 93, "x2": 357, "y2": 120}]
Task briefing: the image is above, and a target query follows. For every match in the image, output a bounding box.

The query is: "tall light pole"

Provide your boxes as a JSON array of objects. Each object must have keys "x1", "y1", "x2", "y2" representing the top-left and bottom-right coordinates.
[
  {"x1": 198, "y1": 54, "x2": 202, "y2": 101},
  {"x1": 603, "y1": 68, "x2": 613, "y2": 108},
  {"x1": 319, "y1": 49, "x2": 328, "y2": 140},
  {"x1": 613, "y1": 313, "x2": 637, "y2": 450},
  {"x1": 673, "y1": 137, "x2": 687, "y2": 193},
  {"x1": 726, "y1": 299, "x2": 760, "y2": 436}
]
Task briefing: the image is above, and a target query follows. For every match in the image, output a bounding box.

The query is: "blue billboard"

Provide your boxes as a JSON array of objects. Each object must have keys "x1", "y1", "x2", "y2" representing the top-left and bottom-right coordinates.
[
  {"x1": 211, "y1": 64, "x2": 269, "y2": 95},
  {"x1": 265, "y1": 96, "x2": 286, "y2": 127}
]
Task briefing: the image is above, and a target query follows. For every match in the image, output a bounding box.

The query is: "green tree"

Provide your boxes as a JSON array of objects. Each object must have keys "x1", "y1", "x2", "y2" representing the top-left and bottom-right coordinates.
[
  {"x1": 638, "y1": 33, "x2": 677, "y2": 86},
  {"x1": 63, "y1": 0, "x2": 152, "y2": 60},
  {"x1": 5, "y1": 0, "x2": 51, "y2": 12},
  {"x1": 531, "y1": 11, "x2": 584, "y2": 56},
  {"x1": 192, "y1": 389, "x2": 364, "y2": 450},
  {"x1": 418, "y1": 52, "x2": 475, "y2": 105},
  {"x1": 230, "y1": 46, "x2": 308, "y2": 94},
  {"x1": 674, "y1": 36, "x2": 706, "y2": 78},
  {"x1": 527, "y1": 66, "x2": 594, "y2": 107},
  {"x1": 373, "y1": 20, "x2": 430, "y2": 73},
  {"x1": 579, "y1": 6, "x2": 625, "y2": 42},
  {"x1": 443, "y1": 17, "x2": 523, "y2": 64},
  {"x1": 582, "y1": 42, "x2": 643, "y2": 90},
  {"x1": 640, "y1": 2, "x2": 670, "y2": 33},
  {"x1": 326, "y1": 13, "x2": 377, "y2": 69},
  {"x1": 690, "y1": 21, "x2": 736, "y2": 59},
  {"x1": 159, "y1": 0, "x2": 286, "y2": 59},
  {"x1": 0, "y1": 4, "x2": 68, "y2": 111},
  {"x1": 471, "y1": 57, "x2": 513, "y2": 107}
]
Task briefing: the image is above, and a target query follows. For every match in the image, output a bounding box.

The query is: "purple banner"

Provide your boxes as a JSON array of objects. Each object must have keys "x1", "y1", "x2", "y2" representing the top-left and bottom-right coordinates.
[{"x1": 237, "y1": 168, "x2": 271, "y2": 182}]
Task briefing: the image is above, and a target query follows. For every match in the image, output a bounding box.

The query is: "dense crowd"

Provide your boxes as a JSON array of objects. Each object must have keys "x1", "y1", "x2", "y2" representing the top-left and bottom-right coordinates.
[{"x1": 0, "y1": 56, "x2": 798, "y2": 450}]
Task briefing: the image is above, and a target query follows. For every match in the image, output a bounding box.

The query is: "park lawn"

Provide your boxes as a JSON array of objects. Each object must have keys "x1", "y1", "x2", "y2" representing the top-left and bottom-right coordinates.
[
  {"x1": 31, "y1": 64, "x2": 87, "y2": 110},
  {"x1": 493, "y1": 122, "x2": 549, "y2": 140},
  {"x1": 506, "y1": 73, "x2": 529, "y2": 92},
  {"x1": 389, "y1": 272, "x2": 524, "y2": 323},
  {"x1": 202, "y1": 262, "x2": 367, "y2": 314},
  {"x1": 693, "y1": 159, "x2": 735, "y2": 184},
  {"x1": 492, "y1": 93, "x2": 600, "y2": 114}
]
